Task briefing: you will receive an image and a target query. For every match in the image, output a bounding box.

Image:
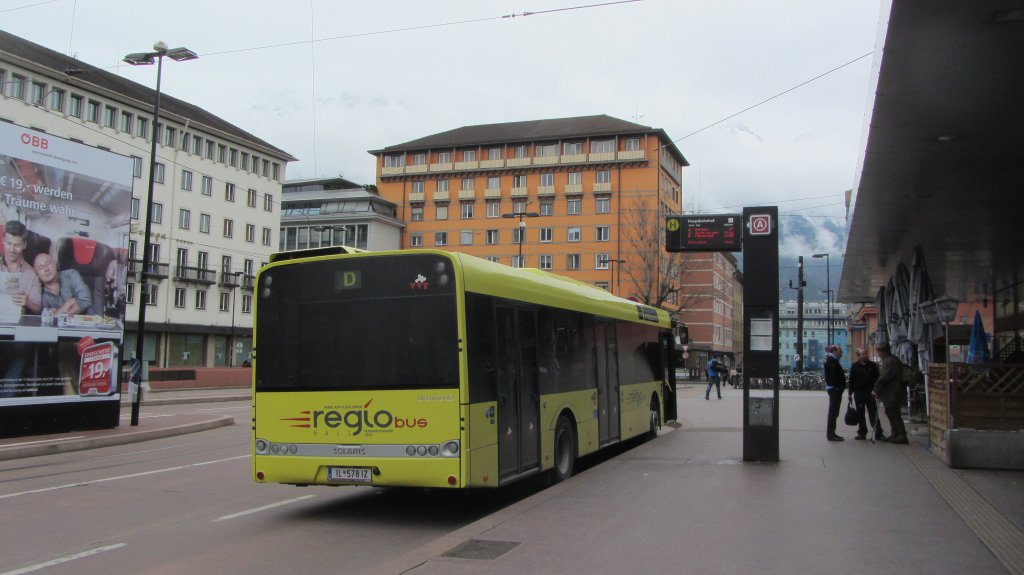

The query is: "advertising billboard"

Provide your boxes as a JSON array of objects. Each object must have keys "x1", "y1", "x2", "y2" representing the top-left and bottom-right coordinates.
[{"x1": 0, "y1": 123, "x2": 131, "y2": 432}]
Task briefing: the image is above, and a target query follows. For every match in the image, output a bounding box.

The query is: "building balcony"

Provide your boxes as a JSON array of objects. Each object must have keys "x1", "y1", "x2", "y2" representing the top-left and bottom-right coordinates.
[
  {"x1": 382, "y1": 166, "x2": 405, "y2": 176},
  {"x1": 564, "y1": 183, "x2": 583, "y2": 195},
  {"x1": 174, "y1": 265, "x2": 217, "y2": 284},
  {"x1": 129, "y1": 258, "x2": 169, "y2": 280},
  {"x1": 454, "y1": 160, "x2": 479, "y2": 171},
  {"x1": 432, "y1": 190, "x2": 450, "y2": 201},
  {"x1": 510, "y1": 187, "x2": 528, "y2": 197},
  {"x1": 484, "y1": 187, "x2": 502, "y2": 198},
  {"x1": 507, "y1": 157, "x2": 531, "y2": 167},
  {"x1": 240, "y1": 274, "x2": 256, "y2": 291},
  {"x1": 593, "y1": 182, "x2": 612, "y2": 193},
  {"x1": 406, "y1": 164, "x2": 428, "y2": 174},
  {"x1": 618, "y1": 150, "x2": 646, "y2": 161},
  {"x1": 536, "y1": 185, "x2": 555, "y2": 196},
  {"x1": 588, "y1": 152, "x2": 615, "y2": 162},
  {"x1": 480, "y1": 159, "x2": 505, "y2": 169},
  {"x1": 219, "y1": 272, "x2": 240, "y2": 288},
  {"x1": 429, "y1": 162, "x2": 453, "y2": 172},
  {"x1": 409, "y1": 191, "x2": 425, "y2": 202},
  {"x1": 561, "y1": 154, "x2": 586, "y2": 164},
  {"x1": 458, "y1": 189, "x2": 476, "y2": 199},
  {"x1": 533, "y1": 155, "x2": 558, "y2": 166}
]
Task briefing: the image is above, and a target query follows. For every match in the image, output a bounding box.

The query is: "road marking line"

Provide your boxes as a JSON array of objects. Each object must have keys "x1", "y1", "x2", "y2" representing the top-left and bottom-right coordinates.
[
  {"x1": 213, "y1": 495, "x2": 316, "y2": 522},
  {"x1": 196, "y1": 406, "x2": 251, "y2": 412},
  {"x1": 0, "y1": 543, "x2": 126, "y2": 575},
  {"x1": 0, "y1": 436, "x2": 86, "y2": 448},
  {"x1": 0, "y1": 455, "x2": 250, "y2": 500}
]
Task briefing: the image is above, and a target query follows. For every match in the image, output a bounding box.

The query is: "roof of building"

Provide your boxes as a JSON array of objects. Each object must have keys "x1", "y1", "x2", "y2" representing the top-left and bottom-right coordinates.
[
  {"x1": 282, "y1": 176, "x2": 365, "y2": 192},
  {"x1": 0, "y1": 29, "x2": 296, "y2": 161},
  {"x1": 369, "y1": 114, "x2": 688, "y2": 166}
]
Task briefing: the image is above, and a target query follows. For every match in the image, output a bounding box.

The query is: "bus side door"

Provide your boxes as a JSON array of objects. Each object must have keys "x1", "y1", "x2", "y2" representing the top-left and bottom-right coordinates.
[
  {"x1": 596, "y1": 319, "x2": 620, "y2": 445},
  {"x1": 495, "y1": 305, "x2": 540, "y2": 480}
]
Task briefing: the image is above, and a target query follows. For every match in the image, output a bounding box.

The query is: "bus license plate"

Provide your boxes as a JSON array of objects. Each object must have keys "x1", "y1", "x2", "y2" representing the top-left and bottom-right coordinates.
[{"x1": 327, "y1": 467, "x2": 372, "y2": 483}]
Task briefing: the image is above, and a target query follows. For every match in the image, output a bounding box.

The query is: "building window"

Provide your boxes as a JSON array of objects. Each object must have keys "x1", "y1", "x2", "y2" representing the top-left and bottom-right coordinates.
[
  {"x1": 144, "y1": 283, "x2": 158, "y2": 306},
  {"x1": 262, "y1": 227, "x2": 272, "y2": 246},
  {"x1": 384, "y1": 154, "x2": 402, "y2": 167},
  {"x1": 436, "y1": 204, "x2": 448, "y2": 220},
  {"x1": 596, "y1": 226, "x2": 610, "y2": 242},
  {"x1": 272, "y1": 163, "x2": 280, "y2": 180},
  {"x1": 247, "y1": 188, "x2": 257, "y2": 207},
  {"x1": 201, "y1": 175, "x2": 213, "y2": 196},
  {"x1": 131, "y1": 156, "x2": 142, "y2": 178},
  {"x1": 131, "y1": 197, "x2": 139, "y2": 219},
  {"x1": 410, "y1": 233, "x2": 423, "y2": 247},
  {"x1": 195, "y1": 290, "x2": 207, "y2": 310},
  {"x1": 150, "y1": 202, "x2": 163, "y2": 224},
  {"x1": 264, "y1": 193, "x2": 273, "y2": 212},
  {"x1": 136, "y1": 116, "x2": 148, "y2": 139},
  {"x1": 223, "y1": 219, "x2": 233, "y2": 238},
  {"x1": 540, "y1": 173, "x2": 554, "y2": 186},
  {"x1": 567, "y1": 254, "x2": 580, "y2": 270},
  {"x1": 539, "y1": 255, "x2": 552, "y2": 270},
  {"x1": 592, "y1": 139, "x2": 614, "y2": 154},
  {"x1": 199, "y1": 213, "x2": 211, "y2": 234},
  {"x1": 563, "y1": 142, "x2": 582, "y2": 155},
  {"x1": 567, "y1": 197, "x2": 582, "y2": 215},
  {"x1": 102, "y1": 105, "x2": 116, "y2": 128},
  {"x1": 180, "y1": 131, "x2": 190, "y2": 151},
  {"x1": 126, "y1": 283, "x2": 135, "y2": 305},
  {"x1": 178, "y1": 208, "x2": 190, "y2": 229},
  {"x1": 486, "y1": 199, "x2": 500, "y2": 218},
  {"x1": 119, "y1": 111, "x2": 133, "y2": 132},
  {"x1": 86, "y1": 100, "x2": 100, "y2": 122},
  {"x1": 174, "y1": 287, "x2": 187, "y2": 308},
  {"x1": 411, "y1": 206, "x2": 424, "y2": 221},
  {"x1": 485, "y1": 256, "x2": 500, "y2": 263},
  {"x1": 205, "y1": 140, "x2": 215, "y2": 159},
  {"x1": 434, "y1": 231, "x2": 447, "y2": 246},
  {"x1": 219, "y1": 293, "x2": 230, "y2": 312},
  {"x1": 246, "y1": 224, "x2": 255, "y2": 243},
  {"x1": 540, "y1": 198, "x2": 554, "y2": 216},
  {"x1": 513, "y1": 145, "x2": 528, "y2": 158},
  {"x1": 411, "y1": 181, "x2": 425, "y2": 195},
  {"x1": 512, "y1": 228, "x2": 524, "y2": 245},
  {"x1": 567, "y1": 227, "x2": 581, "y2": 242},
  {"x1": 436, "y1": 180, "x2": 449, "y2": 192},
  {"x1": 596, "y1": 170, "x2": 611, "y2": 184},
  {"x1": 218, "y1": 144, "x2": 227, "y2": 163},
  {"x1": 460, "y1": 230, "x2": 473, "y2": 245},
  {"x1": 485, "y1": 229, "x2": 498, "y2": 245},
  {"x1": 536, "y1": 143, "x2": 558, "y2": 157},
  {"x1": 413, "y1": 153, "x2": 426, "y2": 165},
  {"x1": 460, "y1": 202, "x2": 474, "y2": 219},
  {"x1": 512, "y1": 175, "x2": 527, "y2": 188},
  {"x1": 242, "y1": 294, "x2": 252, "y2": 314},
  {"x1": 225, "y1": 183, "x2": 235, "y2": 202},
  {"x1": 539, "y1": 227, "x2": 553, "y2": 242},
  {"x1": 240, "y1": 152, "x2": 250, "y2": 171},
  {"x1": 154, "y1": 163, "x2": 165, "y2": 184},
  {"x1": 596, "y1": 196, "x2": 610, "y2": 214},
  {"x1": 512, "y1": 256, "x2": 524, "y2": 269},
  {"x1": 192, "y1": 135, "x2": 202, "y2": 155},
  {"x1": 625, "y1": 138, "x2": 641, "y2": 151},
  {"x1": 68, "y1": 94, "x2": 83, "y2": 117},
  {"x1": 596, "y1": 254, "x2": 610, "y2": 269},
  {"x1": 461, "y1": 177, "x2": 474, "y2": 191},
  {"x1": 462, "y1": 150, "x2": 476, "y2": 162},
  {"x1": 164, "y1": 125, "x2": 176, "y2": 147},
  {"x1": 436, "y1": 151, "x2": 451, "y2": 163},
  {"x1": 180, "y1": 169, "x2": 193, "y2": 191},
  {"x1": 229, "y1": 148, "x2": 238, "y2": 167},
  {"x1": 488, "y1": 147, "x2": 501, "y2": 160},
  {"x1": 512, "y1": 199, "x2": 526, "y2": 214}
]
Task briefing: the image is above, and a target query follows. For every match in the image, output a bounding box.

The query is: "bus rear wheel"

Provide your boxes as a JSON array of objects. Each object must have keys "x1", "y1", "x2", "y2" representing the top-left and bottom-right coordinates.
[{"x1": 552, "y1": 415, "x2": 576, "y2": 483}]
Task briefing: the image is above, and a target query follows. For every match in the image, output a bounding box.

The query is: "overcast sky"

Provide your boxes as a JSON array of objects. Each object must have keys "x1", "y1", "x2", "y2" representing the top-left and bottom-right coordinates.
[{"x1": 3, "y1": 0, "x2": 883, "y2": 261}]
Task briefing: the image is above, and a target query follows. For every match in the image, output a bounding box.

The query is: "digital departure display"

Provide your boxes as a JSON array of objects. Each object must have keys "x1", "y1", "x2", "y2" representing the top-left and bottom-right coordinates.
[{"x1": 665, "y1": 215, "x2": 742, "y2": 252}]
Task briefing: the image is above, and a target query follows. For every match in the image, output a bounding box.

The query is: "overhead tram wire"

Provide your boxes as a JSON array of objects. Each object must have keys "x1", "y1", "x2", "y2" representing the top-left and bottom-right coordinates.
[{"x1": 0, "y1": 0, "x2": 61, "y2": 14}]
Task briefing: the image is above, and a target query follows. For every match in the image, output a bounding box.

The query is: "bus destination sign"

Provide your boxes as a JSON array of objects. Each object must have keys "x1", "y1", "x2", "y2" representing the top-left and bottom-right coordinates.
[{"x1": 665, "y1": 214, "x2": 742, "y2": 252}]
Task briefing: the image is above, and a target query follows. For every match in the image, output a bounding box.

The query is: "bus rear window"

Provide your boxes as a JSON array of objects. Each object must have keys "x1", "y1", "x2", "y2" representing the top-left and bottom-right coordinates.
[{"x1": 255, "y1": 255, "x2": 458, "y2": 391}]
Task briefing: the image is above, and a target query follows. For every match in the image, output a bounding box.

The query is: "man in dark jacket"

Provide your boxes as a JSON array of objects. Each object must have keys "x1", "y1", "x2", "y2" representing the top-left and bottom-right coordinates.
[
  {"x1": 824, "y1": 345, "x2": 847, "y2": 441},
  {"x1": 848, "y1": 347, "x2": 886, "y2": 441},
  {"x1": 873, "y1": 343, "x2": 909, "y2": 444}
]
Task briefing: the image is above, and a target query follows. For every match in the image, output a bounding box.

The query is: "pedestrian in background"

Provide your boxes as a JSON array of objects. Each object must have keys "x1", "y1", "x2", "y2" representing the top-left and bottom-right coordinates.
[
  {"x1": 705, "y1": 356, "x2": 724, "y2": 400},
  {"x1": 824, "y1": 344, "x2": 847, "y2": 441},
  {"x1": 849, "y1": 347, "x2": 886, "y2": 441},
  {"x1": 873, "y1": 343, "x2": 909, "y2": 444}
]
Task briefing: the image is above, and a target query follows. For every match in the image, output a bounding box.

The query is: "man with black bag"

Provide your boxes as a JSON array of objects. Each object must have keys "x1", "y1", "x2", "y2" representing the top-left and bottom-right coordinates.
[
  {"x1": 873, "y1": 343, "x2": 909, "y2": 444},
  {"x1": 849, "y1": 347, "x2": 887, "y2": 441},
  {"x1": 824, "y1": 345, "x2": 847, "y2": 441}
]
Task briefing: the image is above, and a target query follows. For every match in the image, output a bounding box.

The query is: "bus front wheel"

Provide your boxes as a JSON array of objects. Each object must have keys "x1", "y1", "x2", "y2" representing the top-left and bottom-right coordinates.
[
  {"x1": 552, "y1": 415, "x2": 576, "y2": 483},
  {"x1": 647, "y1": 397, "x2": 661, "y2": 440}
]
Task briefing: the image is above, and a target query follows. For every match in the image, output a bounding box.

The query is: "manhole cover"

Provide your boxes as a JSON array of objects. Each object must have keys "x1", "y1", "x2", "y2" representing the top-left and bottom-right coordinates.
[{"x1": 442, "y1": 539, "x2": 520, "y2": 560}]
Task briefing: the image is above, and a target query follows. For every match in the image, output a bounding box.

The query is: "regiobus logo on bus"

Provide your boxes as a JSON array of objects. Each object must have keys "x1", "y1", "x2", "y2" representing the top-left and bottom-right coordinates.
[{"x1": 282, "y1": 398, "x2": 428, "y2": 436}]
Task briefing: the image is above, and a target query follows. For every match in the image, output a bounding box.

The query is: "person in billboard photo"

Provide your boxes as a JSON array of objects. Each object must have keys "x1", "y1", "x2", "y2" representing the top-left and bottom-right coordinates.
[
  {"x1": 34, "y1": 252, "x2": 92, "y2": 316},
  {"x1": 0, "y1": 220, "x2": 43, "y2": 316}
]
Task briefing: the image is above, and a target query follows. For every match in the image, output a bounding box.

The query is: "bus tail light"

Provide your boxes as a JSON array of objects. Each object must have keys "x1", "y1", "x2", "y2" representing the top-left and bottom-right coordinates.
[{"x1": 442, "y1": 441, "x2": 459, "y2": 456}]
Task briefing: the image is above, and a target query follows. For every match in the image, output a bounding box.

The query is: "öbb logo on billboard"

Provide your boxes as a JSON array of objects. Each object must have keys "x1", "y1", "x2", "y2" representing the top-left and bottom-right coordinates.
[
  {"x1": 20, "y1": 133, "x2": 48, "y2": 149},
  {"x1": 284, "y1": 399, "x2": 428, "y2": 436}
]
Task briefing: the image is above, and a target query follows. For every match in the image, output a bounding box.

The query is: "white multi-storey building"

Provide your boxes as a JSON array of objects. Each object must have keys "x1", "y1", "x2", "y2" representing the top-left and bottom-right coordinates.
[{"x1": 0, "y1": 30, "x2": 295, "y2": 368}]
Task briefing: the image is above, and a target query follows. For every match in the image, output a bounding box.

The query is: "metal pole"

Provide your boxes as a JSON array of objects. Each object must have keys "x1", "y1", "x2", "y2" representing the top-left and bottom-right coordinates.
[
  {"x1": 796, "y1": 256, "x2": 804, "y2": 373},
  {"x1": 518, "y1": 217, "x2": 525, "y2": 266},
  {"x1": 131, "y1": 54, "x2": 163, "y2": 427},
  {"x1": 826, "y1": 253, "x2": 832, "y2": 346}
]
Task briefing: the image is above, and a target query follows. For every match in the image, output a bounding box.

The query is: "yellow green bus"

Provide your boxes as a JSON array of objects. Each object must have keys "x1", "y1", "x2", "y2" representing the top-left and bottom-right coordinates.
[{"x1": 252, "y1": 248, "x2": 678, "y2": 488}]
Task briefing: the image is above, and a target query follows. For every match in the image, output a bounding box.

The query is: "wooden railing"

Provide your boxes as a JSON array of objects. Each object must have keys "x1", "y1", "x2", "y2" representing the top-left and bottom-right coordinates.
[{"x1": 928, "y1": 362, "x2": 1024, "y2": 454}]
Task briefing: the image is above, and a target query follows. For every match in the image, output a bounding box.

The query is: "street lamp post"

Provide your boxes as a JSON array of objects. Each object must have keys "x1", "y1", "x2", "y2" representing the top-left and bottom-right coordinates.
[
  {"x1": 501, "y1": 211, "x2": 539, "y2": 267},
  {"x1": 600, "y1": 258, "x2": 626, "y2": 295},
  {"x1": 812, "y1": 253, "x2": 831, "y2": 346},
  {"x1": 123, "y1": 41, "x2": 198, "y2": 426}
]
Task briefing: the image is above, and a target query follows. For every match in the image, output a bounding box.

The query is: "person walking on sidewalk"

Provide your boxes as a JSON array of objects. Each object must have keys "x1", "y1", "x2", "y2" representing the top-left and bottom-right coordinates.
[
  {"x1": 849, "y1": 347, "x2": 887, "y2": 441},
  {"x1": 705, "y1": 356, "x2": 724, "y2": 400},
  {"x1": 824, "y1": 345, "x2": 847, "y2": 441},
  {"x1": 873, "y1": 343, "x2": 909, "y2": 444}
]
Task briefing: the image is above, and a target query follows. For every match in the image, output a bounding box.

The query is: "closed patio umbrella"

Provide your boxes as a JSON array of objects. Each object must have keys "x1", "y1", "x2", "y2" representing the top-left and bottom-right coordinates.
[{"x1": 967, "y1": 310, "x2": 991, "y2": 364}]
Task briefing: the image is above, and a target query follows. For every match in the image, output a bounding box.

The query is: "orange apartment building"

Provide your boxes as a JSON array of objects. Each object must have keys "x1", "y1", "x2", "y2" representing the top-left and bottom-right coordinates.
[{"x1": 369, "y1": 114, "x2": 689, "y2": 304}]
